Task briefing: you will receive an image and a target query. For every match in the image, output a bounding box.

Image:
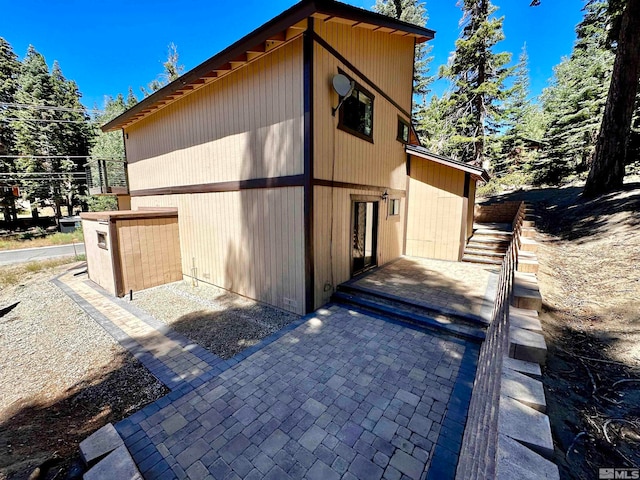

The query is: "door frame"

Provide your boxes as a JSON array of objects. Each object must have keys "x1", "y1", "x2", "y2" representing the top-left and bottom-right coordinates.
[{"x1": 350, "y1": 195, "x2": 381, "y2": 277}]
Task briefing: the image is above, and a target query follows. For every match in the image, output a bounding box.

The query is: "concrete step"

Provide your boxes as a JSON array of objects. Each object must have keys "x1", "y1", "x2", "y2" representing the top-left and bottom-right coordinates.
[
  {"x1": 509, "y1": 308, "x2": 543, "y2": 332},
  {"x1": 332, "y1": 288, "x2": 486, "y2": 343},
  {"x1": 461, "y1": 254, "x2": 503, "y2": 266},
  {"x1": 80, "y1": 423, "x2": 124, "y2": 466},
  {"x1": 503, "y1": 355, "x2": 542, "y2": 378},
  {"x1": 473, "y1": 229, "x2": 513, "y2": 238},
  {"x1": 521, "y1": 227, "x2": 537, "y2": 238},
  {"x1": 517, "y1": 251, "x2": 539, "y2": 274},
  {"x1": 509, "y1": 326, "x2": 548, "y2": 365},
  {"x1": 84, "y1": 445, "x2": 143, "y2": 480},
  {"x1": 498, "y1": 395, "x2": 554, "y2": 460},
  {"x1": 523, "y1": 219, "x2": 536, "y2": 228},
  {"x1": 467, "y1": 235, "x2": 511, "y2": 245},
  {"x1": 519, "y1": 237, "x2": 538, "y2": 253},
  {"x1": 465, "y1": 241, "x2": 509, "y2": 252},
  {"x1": 463, "y1": 248, "x2": 506, "y2": 258},
  {"x1": 473, "y1": 222, "x2": 513, "y2": 232},
  {"x1": 496, "y1": 434, "x2": 559, "y2": 480},
  {"x1": 512, "y1": 273, "x2": 542, "y2": 311},
  {"x1": 501, "y1": 366, "x2": 547, "y2": 413}
]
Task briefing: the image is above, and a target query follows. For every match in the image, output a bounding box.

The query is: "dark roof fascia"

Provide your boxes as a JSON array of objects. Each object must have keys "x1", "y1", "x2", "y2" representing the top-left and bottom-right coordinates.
[
  {"x1": 406, "y1": 145, "x2": 491, "y2": 182},
  {"x1": 102, "y1": 0, "x2": 435, "y2": 132},
  {"x1": 317, "y1": 0, "x2": 435, "y2": 39}
]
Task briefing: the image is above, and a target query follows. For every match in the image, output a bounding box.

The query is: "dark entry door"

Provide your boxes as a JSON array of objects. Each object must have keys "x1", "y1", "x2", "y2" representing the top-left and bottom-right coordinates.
[{"x1": 352, "y1": 201, "x2": 378, "y2": 275}]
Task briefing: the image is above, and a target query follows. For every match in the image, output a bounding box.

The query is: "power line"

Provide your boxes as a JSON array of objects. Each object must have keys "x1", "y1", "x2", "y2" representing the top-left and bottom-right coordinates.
[
  {"x1": 0, "y1": 117, "x2": 96, "y2": 125},
  {"x1": 0, "y1": 102, "x2": 103, "y2": 115},
  {"x1": 0, "y1": 155, "x2": 124, "y2": 160}
]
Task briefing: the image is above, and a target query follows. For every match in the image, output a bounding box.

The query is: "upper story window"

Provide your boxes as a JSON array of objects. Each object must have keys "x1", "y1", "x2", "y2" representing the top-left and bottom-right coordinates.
[
  {"x1": 338, "y1": 80, "x2": 374, "y2": 143},
  {"x1": 397, "y1": 117, "x2": 409, "y2": 144}
]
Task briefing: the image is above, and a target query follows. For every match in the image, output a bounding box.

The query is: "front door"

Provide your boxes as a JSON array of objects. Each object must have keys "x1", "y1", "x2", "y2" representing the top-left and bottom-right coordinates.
[{"x1": 352, "y1": 201, "x2": 378, "y2": 276}]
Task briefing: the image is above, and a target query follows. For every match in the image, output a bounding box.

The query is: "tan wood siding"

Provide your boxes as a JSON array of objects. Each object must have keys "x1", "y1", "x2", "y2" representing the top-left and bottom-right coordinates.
[
  {"x1": 124, "y1": 38, "x2": 304, "y2": 192},
  {"x1": 312, "y1": 22, "x2": 414, "y2": 189},
  {"x1": 82, "y1": 219, "x2": 116, "y2": 295},
  {"x1": 116, "y1": 217, "x2": 182, "y2": 294},
  {"x1": 313, "y1": 185, "x2": 404, "y2": 308},
  {"x1": 405, "y1": 158, "x2": 466, "y2": 261},
  {"x1": 131, "y1": 187, "x2": 305, "y2": 315}
]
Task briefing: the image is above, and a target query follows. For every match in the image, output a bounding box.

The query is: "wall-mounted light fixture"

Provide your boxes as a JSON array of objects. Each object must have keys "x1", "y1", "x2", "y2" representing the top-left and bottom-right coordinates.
[{"x1": 381, "y1": 189, "x2": 389, "y2": 202}]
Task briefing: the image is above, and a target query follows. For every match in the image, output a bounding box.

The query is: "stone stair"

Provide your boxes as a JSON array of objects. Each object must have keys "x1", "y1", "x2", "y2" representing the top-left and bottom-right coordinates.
[
  {"x1": 331, "y1": 283, "x2": 487, "y2": 343},
  {"x1": 79, "y1": 423, "x2": 142, "y2": 479},
  {"x1": 462, "y1": 222, "x2": 513, "y2": 265}
]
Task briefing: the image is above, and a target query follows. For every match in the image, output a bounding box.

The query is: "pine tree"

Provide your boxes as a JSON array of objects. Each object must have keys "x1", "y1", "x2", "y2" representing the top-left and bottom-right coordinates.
[
  {"x1": 440, "y1": 0, "x2": 512, "y2": 167},
  {"x1": 141, "y1": 43, "x2": 184, "y2": 97},
  {"x1": 537, "y1": 1, "x2": 614, "y2": 184},
  {"x1": 13, "y1": 46, "x2": 55, "y2": 217},
  {"x1": 0, "y1": 37, "x2": 21, "y2": 222},
  {"x1": 373, "y1": 0, "x2": 433, "y2": 106},
  {"x1": 584, "y1": 0, "x2": 640, "y2": 196},
  {"x1": 415, "y1": 93, "x2": 456, "y2": 155},
  {"x1": 496, "y1": 45, "x2": 542, "y2": 175}
]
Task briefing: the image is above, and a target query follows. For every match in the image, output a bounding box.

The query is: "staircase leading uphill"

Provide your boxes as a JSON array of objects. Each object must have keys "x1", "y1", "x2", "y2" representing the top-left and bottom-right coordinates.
[
  {"x1": 462, "y1": 222, "x2": 513, "y2": 265},
  {"x1": 331, "y1": 282, "x2": 487, "y2": 343}
]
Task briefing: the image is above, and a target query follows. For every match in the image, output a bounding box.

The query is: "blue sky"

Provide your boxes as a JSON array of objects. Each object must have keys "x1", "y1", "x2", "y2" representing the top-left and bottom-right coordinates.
[{"x1": 0, "y1": 0, "x2": 585, "y2": 110}]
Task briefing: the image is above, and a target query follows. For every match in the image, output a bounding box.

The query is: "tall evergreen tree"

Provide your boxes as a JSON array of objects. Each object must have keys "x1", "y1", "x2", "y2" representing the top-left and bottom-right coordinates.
[
  {"x1": 537, "y1": 1, "x2": 614, "y2": 184},
  {"x1": 373, "y1": 0, "x2": 433, "y2": 106},
  {"x1": 0, "y1": 37, "x2": 21, "y2": 222},
  {"x1": 440, "y1": 0, "x2": 512, "y2": 168},
  {"x1": 584, "y1": 0, "x2": 640, "y2": 196},
  {"x1": 496, "y1": 45, "x2": 542, "y2": 174},
  {"x1": 13, "y1": 46, "x2": 55, "y2": 216}
]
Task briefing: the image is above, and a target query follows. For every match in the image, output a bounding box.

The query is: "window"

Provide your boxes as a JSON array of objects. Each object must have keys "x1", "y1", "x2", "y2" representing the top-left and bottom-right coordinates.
[
  {"x1": 338, "y1": 79, "x2": 374, "y2": 142},
  {"x1": 397, "y1": 117, "x2": 409, "y2": 143},
  {"x1": 388, "y1": 198, "x2": 400, "y2": 216},
  {"x1": 97, "y1": 231, "x2": 108, "y2": 250}
]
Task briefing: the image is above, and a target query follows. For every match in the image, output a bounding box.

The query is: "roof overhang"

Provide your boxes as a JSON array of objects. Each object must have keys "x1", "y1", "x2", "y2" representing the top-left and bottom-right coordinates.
[
  {"x1": 406, "y1": 145, "x2": 491, "y2": 182},
  {"x1": 102, "y1": 0, "x2": 435, "y2": 132}
]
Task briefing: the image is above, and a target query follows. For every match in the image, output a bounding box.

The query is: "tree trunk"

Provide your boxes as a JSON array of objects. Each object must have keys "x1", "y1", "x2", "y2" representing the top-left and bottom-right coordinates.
[{"x1": 584, "y1": 0, "x2": 640, "y2": 197}]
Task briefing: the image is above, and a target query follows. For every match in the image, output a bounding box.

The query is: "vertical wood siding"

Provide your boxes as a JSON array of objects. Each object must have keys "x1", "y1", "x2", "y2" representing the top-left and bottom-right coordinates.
[
  {"x1": 131, "y1": 187, "x2": 305, "y2": 315},
  {"x1": 82, "y1": 219, "x2": 116, "y2": 295},
  {"x1": 313, "y1": 185, "x2": 405, "y2": 308},
  {"x1": 311, "y1": 22, "x2": 415, "y2": 308},
  {"x1": 117, "y1": 217, "x2": 182, "y2": 294},
  {"x1": 466, "y1": 180, "x2": 477, "y2": 241},
  {"x1": 313, "y1": 21, "x2": 414, "y2": 189},
  {"x1": 405, "y1": 158, "x2": 466, "y2": 261},
  {"x1": 124, "y1": 38, "x2": 304, "y2": 191}
]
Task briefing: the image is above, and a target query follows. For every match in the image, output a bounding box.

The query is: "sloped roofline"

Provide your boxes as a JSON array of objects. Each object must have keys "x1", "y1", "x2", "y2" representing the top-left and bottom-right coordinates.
[
  {"x1": 406, "y1": 145, "x2": 491, "y2": 182},
  {"x1": 102, "y1": 0, "x2": 435, "y2": 132}
]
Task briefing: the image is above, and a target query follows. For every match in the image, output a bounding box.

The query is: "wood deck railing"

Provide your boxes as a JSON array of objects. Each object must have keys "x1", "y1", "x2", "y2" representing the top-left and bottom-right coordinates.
[{"x1": 455, "y1": 201, "x2": 526, "y2": 480}]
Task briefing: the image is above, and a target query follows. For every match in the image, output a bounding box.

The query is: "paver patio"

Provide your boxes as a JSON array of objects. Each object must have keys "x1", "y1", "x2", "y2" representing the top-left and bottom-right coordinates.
[
  {"x1": 348, "y1": 256, "x2": 498, "y2": 322},
  {"x1": 56, "y1": 267, "x2": 480, "y2": 479}
]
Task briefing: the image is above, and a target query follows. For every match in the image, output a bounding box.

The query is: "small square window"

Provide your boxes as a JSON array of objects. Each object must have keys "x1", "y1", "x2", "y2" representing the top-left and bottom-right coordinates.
[
  {"x1": 97, "y1": 231, "x2": 108, "y2": 250},
  {"x1": 338, "y1": 76, "x2": 374, "y2": 142},
  {"x1": 388, "y1": 198, "x2": 400, "y2": 216},
  {"x1": 397, "y1": 118, "x2": 410, "y2": 143}
]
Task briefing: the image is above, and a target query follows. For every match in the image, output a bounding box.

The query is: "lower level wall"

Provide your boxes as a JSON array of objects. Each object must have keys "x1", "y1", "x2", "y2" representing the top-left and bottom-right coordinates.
[
  {"x1": 313, "y1": 185, "x2": 405, "y2": 309},
  {"x1": 475, "y1": 200, "x2": 522, "y2": 224},
  {"x1": 131, "y1": 187, "x2": 305, "y2": 315},
  {"x1": 83, "y1": 218, "x2": 116, "y2": 295},
  {"x1": 405, "y1": 158, "x2": 466, "y2": 261}
]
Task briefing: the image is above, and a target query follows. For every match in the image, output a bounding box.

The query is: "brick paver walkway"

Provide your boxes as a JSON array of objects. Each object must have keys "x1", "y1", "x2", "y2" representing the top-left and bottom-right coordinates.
[
  {"x1": 349, "y1": 257, "x2": 498, "y2": 322},
  {"x1": 56, "y1": 269, "x2": 479, "y2": 480}
]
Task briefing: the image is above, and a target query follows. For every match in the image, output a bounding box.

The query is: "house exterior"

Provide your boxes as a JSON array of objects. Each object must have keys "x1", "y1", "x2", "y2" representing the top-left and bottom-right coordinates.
[{"x1": 99, "y1": 0, "x2": 487, "y2": 315}]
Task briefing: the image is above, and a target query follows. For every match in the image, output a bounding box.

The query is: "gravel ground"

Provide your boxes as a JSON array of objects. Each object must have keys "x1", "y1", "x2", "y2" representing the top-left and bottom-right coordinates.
[
  {"x1": 131, "y1": 281, "x2": 300, "y2": 359},
  {"x1": 0, "y1": 261, "x2": 167, "y2": 480}
]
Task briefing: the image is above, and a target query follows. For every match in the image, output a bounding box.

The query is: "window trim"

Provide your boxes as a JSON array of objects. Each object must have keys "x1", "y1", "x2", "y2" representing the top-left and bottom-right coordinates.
[
  {"x1": 97, "y1": 231, "x2": 108, "y2": 250},
  {"x1": 396, "y1": 116, "x2": 410, "y2": 144},
  {"x1": 337, "y1": 70, "x2": 375, "y2": 143},
  {"x1": 388, "y1": 198, "x2": 401, "y2": 217}
]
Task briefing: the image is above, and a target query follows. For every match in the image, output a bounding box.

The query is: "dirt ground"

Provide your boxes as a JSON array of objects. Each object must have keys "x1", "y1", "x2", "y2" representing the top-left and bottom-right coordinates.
[
  {"x1": 0, "y1": 262, "x2": 168, "y2": 480},
  {"x1": 493, "y1": 178, "x2": 640, "y2": 479}
]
